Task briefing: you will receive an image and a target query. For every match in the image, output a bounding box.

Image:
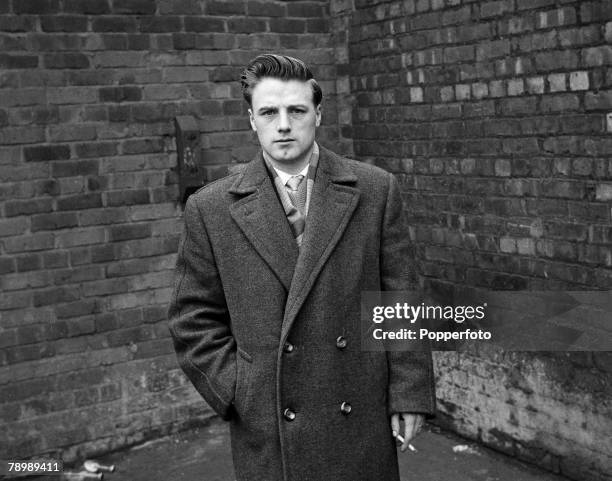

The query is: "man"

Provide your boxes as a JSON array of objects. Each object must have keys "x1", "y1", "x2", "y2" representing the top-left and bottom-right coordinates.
[{"x1": 168, "y1": 54, "x2": 435, "y2": 481}]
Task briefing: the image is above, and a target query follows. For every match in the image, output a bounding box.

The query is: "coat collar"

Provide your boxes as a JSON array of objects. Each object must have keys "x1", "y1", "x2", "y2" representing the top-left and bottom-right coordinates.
[
  {"x1": 228, "y1": 146, "x2": 360, "y2": 328},
  {"x1": 228, "y1": 144, "x2": 357, "y2": 195}
]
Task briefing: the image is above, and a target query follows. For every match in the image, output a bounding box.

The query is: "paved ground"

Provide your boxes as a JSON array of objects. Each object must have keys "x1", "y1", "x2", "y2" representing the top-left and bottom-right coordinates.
[{"x1": 59, "y1": 420, "x2": 571, "y2": 481}]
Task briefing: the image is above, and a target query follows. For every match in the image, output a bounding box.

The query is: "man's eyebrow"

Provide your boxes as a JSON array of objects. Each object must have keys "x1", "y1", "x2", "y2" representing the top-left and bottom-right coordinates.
[
  {"x1": 256, "y1": 103, "x2": 310, "y2": 113},
  {"x1": 256, "y1": 105, "x2": 277, "y2": 113}
]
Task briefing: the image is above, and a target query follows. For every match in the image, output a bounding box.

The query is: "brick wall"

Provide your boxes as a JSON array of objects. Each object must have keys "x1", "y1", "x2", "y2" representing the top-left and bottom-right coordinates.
[
  {"x1": 338, "y1": 0, "x2": 611, "y2": 479},
  {"x1": 0, "y1": 0, "x2": 344, "y2": 463}
]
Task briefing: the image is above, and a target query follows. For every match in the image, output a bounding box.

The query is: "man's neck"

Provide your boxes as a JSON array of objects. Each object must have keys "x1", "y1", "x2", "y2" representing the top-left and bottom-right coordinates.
[{"x1": 263, "y1": 144, "x2": 314, "y2": 175}]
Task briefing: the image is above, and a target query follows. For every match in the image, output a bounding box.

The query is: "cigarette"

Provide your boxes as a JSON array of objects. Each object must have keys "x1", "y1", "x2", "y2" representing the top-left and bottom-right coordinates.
[{"x1": 394, "y1": 434, "x2": 417, "y2": 452}]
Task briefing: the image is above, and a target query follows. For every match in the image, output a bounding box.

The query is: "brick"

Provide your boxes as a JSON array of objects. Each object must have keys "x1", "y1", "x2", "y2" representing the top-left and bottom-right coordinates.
[
  {"x1": 0, "y1": 16, "x2": 37, "y2": 32},
  {"x1": 540, "y1": 94, "x2": 579, "y2": 113},
  {"x1": 140, "y1": 15, "x2": 182, "y2": 32},
  {"x1": 559, "y1": 26, "x2": 601, "y2": 47},
  {"x1": 122, "y1": 138, "x2": 163, "y2": 154},
  {"x1": 444, "y1": 45, "x2": 474, "y2": 63},
  {"x1": 184, "y1": 17, "x2": 225, "y2": 32},
  {"x1": 477, "y1": 40, "x2": 510, "y2": 60},
  {"x1": 0, "y1": 217, "x2": 29, "y2": 237},
  {"x1": 52, "y1": 159, "x2": 99, "y2": 177},
  {"x1": 228, "y1": 18, "x2": 267, "y2": 33},
  {"x1": 164, "y1": 66, "x2": 210, "y2": 83},
  {"x1": 31, "y1": 212, "x2": 79, "y2": 232},
  {"x1": 569, "y1": 71, "x2": 589, "y2": 91},
  {"x1": 441, "y1": 6, "x2": 471, "y2": 25},
  {"x1": 41, "y1": 15, "x2": 88, "y2": 32},
  {"x1": 43, "y1": 251, "x2": 69, "y2": 269},
  {"x1": 92, "y1": 16, "x2": 138, "y2": 32},
  {"x1": 98, "y1": 86, "x2": 142, "y2": 103},
  {"x1": 585, "y1": 90, "x2": 612, "y2": 111},
  {"x1": 43, "y1": 53, "x2": 89, "y2": 69},
  {"x1": 499, "y1": 97, "x2": 536, "y2": 115},
  {"x1": 106, "y1": 190, "x2": 150, "y2": 206},
  {"x1": 0, "y1": 257, "x2": 15, "y2": 274},
  {"x1": 75, "y1": 142, "x2": 118, "y2": 158},
  {"x1": 5, "y1": 199, "x2": 53, "y2": 217},
  {"x1": 517, "y1": 0, "x2": 554, "y2": 9},
  {"x1": 159, "y1": 0, "x2": 202, "y2": 14},
  {"x1": 526, "y1": 76, "x2": 544, "y2": 94},
  {"x1": 14, "y1": 0, "x2": 60, "y2": 13},
  {"x1": 114, "y1": 0, "x2": 156, "y2": 14},
  {"x1": 580, "y1": 1, "x2": 612, "y2": 23},
  {"x1": 269, "y1": 18, "x2": 306, "y2": 33},
  {"x1": 56, "y1": 193, "x2": 102, "y2": 211},
  {"x1": 455, "y1": 84, "x2": 470, "y2": 100},
  {"x1": 548, "y1": 73, "x2": 566, "y2": 92},
  {"x1": 287, "y1": 2, "x2": 324, "y2": 17},
  {"x1": 109, "y1": 223, "x2": 152, "y2": 241},
  {"x1": 15, "y1": 254, "x2": 43, "y2": 272},
  {"x1": 248, "y1": 1, "x2": 286, "y2": 17},
  {"x1": 24, "y1": 145, "x2": 71, "y2": 162},
  {"x1": 63, "y1": 0, "x2": 110, "y2": 13},
  {"x1": 207, "y1": 0, "x2": 246, "y2": 15},
  {"x1": 480, "y1": 0, "x2": 513, "y2": 18},
  {"x1": 0, "y1": 54, "x2": 39, "y2": 69},
  {"x1": 518, "y1": 31, "x2": 557, "y2": 52},
  {"x1": 537, "y1": 7, "x2": 576, "y2": 29},
  {"x1": 499, "y1": 16, "x2": 534, "y2": 35},
  {"x1": 583, "y1": 46, "x2": 612, "y2": 67},
  {"x1": 507, "y1": 79, "x2": 524, "y2": 96},
  {"x1": 535, "y1": 50, "x2": 578, "y2": 72},
  {"x1": 127, "y1": 34, "x2": 151, "y2": 50},
  {"x1": 471, "y1": 82, "x2": 488, "y2": 99},
  {"x1": 56, "y1": 227, "x2": 105, "y2": 248}
]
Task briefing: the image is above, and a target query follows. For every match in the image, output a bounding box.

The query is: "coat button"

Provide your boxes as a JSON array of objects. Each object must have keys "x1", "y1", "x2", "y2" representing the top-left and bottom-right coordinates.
[
  {"x1": 283, "y1": 342, "x2": 294, "y2": 353},
  {"x1": 340, "y1": 402, "x2": 352, "y2": 415},
  {"x1": 283, "y1": 408, "x2": 296, "y2": 421},
  {"x1": 336, "y1": 336, "x2": 347, "y2": 349}
]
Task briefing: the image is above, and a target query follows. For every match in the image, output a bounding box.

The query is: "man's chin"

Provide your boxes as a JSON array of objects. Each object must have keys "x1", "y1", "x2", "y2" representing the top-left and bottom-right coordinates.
[{"x1": 268, "y1": 148, "x2": 300, "y2": 164}]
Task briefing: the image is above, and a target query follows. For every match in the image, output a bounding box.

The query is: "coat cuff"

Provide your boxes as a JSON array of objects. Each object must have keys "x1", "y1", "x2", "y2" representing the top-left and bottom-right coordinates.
[{"x1": 388, "y1": 389, "x2": 436, "y2": 418}]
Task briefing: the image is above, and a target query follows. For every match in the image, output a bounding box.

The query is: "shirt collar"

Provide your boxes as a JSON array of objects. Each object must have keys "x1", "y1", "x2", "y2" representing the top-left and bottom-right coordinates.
[{"x1": 265, "y1": 142, "x2": 318, "y2": 186}]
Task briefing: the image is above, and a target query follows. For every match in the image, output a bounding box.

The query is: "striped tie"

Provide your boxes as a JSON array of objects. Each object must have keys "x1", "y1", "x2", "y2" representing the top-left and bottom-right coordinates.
[{"x1": 285, "y1": 175, "x2": 305, "y2": 214}]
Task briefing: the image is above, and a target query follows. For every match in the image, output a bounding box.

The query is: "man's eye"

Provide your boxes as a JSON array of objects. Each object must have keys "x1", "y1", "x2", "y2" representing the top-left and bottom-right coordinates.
[
  {"x1": 290, "y1": 109, "x2": 306, "y2": 114},
  {"x1": 261, "y1": 111, "x2": 275, "y2": 116}
]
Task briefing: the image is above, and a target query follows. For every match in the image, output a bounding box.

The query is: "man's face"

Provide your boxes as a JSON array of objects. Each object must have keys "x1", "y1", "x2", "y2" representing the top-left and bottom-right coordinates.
[{"x1": 248, "y1": 77, "x2": 321, "y2": 167}]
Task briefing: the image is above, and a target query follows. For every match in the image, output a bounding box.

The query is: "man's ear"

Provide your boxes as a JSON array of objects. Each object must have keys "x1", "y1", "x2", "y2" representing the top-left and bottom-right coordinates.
[
  {"x1": 248, "y1": 108, "x2": 257, "y2": 131},
  {"x1": 315, "y1": 104, "x2": 322, "y2": 127}
]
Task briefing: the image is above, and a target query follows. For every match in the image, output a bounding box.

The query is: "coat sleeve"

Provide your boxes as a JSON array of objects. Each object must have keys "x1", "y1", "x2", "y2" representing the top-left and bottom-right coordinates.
[
  {"x1": 167, "y1": 195, "x2": 236, "y2": 420},
  {"x1": 381, "y1": 173, "x2": 436, "y2": 417}
]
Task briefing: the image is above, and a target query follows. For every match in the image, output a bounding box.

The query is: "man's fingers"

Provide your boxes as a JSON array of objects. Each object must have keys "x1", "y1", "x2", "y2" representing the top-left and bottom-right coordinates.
[
  {"x1": 401, "y1": 414, "x2": 417, "y2": 451},
  {"x1": 390, "y1": 413, "x2": 400, "y2": 438}
]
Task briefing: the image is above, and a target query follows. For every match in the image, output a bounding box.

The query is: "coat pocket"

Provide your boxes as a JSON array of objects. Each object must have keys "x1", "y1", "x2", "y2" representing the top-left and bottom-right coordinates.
[{"x1": 235, "y1": 347, "x2": 253, "y2": 414}]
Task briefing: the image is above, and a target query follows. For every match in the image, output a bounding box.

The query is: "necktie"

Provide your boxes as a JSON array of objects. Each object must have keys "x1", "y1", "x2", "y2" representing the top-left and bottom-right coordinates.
[{"x1": 285, "y1": 175, "x2": 306, "y2": 214}]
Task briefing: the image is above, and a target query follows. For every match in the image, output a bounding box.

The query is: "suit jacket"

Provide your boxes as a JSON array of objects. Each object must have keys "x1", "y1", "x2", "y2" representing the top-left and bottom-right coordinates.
[{"x1": 168, "y1": 145, "x2": 436, "y2": 481}]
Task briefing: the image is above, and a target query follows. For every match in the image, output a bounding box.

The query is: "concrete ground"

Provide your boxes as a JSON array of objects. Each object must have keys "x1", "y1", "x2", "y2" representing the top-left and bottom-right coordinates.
[{"x1": 62, "y1": 420, "x2": 571, "y2": 481}]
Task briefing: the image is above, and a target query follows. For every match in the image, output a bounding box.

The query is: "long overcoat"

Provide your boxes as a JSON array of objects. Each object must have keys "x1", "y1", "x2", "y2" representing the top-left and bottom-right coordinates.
[{"x1": 168, "y1": 146, "x2": 436, "y2": 481}]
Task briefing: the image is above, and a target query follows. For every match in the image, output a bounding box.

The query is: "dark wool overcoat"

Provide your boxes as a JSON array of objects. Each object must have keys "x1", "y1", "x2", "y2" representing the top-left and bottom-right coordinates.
[{"x1": 168, "y1": 146, "x2": 436, "y2": 481}]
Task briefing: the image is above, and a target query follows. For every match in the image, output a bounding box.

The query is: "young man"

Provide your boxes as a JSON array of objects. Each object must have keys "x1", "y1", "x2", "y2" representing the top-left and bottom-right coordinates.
[{"x1": 168, "y1": 54, "x2": 435, "y2": 481}]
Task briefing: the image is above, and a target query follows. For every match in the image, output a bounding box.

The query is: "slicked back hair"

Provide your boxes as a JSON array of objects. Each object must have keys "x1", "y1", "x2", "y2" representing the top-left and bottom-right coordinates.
[{"x1": 240, "y1": 54, "x2": 323, "y2": 107}]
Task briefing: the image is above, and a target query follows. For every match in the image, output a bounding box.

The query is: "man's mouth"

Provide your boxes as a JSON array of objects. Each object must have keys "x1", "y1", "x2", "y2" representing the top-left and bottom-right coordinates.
[{"x1": 275, "y1": 139, "x2": 294, "y2": 143}]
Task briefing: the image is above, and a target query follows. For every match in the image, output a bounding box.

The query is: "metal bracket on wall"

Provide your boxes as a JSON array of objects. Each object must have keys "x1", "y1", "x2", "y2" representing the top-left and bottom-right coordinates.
[{"x1": 174, "y1": 115, "x2": 204, "y2": 204}]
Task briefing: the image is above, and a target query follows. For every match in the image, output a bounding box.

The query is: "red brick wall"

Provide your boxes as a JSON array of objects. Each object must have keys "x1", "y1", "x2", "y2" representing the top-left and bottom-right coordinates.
[
  {"x1": 339, "y1": 0, "x2": 611, "y2": 479},
  {"x1": 0, "y1": 0, "x2": 344, "y2": 463}
]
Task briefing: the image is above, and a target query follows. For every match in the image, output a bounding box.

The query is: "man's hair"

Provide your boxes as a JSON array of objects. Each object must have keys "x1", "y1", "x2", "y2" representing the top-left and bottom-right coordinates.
[{"x1": 240, "y1": 54, "x2": 323, "y2": 107}]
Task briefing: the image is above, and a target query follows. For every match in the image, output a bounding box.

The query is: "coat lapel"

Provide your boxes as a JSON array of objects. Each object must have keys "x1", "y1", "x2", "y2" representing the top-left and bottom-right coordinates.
[
  {"x1": 229, "y1": 152, "x2": 298, "y2": 292},
  {"x1": 281, "y1": 147, "x2": 360, "y2": 342}
]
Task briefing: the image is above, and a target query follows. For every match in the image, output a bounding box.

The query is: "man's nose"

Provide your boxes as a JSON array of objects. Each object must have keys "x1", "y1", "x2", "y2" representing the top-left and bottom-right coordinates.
[{"x1": 277, "y1": 110, "x2": 290, "y2": 132}]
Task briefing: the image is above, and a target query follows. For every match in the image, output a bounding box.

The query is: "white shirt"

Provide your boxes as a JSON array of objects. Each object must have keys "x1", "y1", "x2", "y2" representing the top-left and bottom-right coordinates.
[{"x1": 272, "y1": 164, "x2": 309, "y2": 187}]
